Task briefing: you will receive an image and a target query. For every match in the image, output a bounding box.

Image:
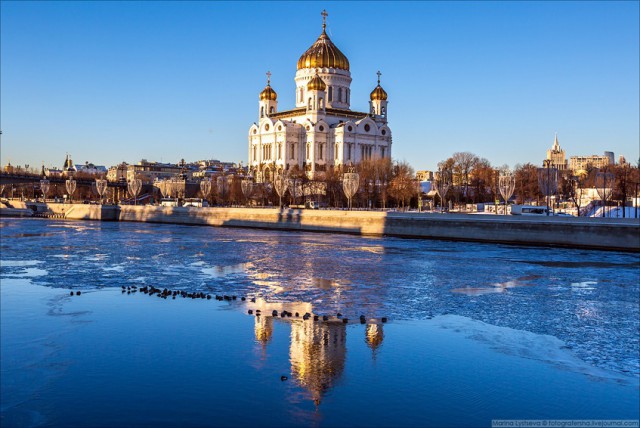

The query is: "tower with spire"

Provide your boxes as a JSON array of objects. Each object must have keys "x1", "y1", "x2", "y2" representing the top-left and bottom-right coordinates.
[
  {"x1": 545, "y1": 133, "x2": 567, "y2": 170},
  {"x1": 248, "y1": 10, "x2": 392, "y2": 180}
]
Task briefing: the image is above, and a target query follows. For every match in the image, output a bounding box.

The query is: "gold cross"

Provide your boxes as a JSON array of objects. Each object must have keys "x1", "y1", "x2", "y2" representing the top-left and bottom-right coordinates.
[
  {"x1": 321, "y1": 9, "x2": 328, "y2": 30},
  {"x1": 377, "y1": 70, "x2": 382, "y2": 85},
  {"x1": 266, "y1": 71, "x2": 271, "y2": 85}
]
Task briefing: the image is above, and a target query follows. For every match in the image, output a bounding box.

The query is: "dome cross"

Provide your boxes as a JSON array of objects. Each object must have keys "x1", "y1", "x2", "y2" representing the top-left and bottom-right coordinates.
[
  {"x1": 266, "y1": 71, "x2": 271, "y2": 85},
  {"x1": 321, "y1": 10, "x2": 328, "y2": 31},
  {"x1": 377, "y1": 70, "x2": 382, "y2": 85}
]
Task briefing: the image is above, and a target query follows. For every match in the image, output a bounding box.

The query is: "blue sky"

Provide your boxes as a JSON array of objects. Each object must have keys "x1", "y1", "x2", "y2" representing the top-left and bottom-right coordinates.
[{"x1": 1, "y1": 1, "x2": 638, "y2": 171}]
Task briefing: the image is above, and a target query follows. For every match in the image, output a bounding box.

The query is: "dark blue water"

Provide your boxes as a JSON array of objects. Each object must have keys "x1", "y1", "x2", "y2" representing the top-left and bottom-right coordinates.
[{"x1": 1, "y1": 218, "x2": 638, "y2": 427}]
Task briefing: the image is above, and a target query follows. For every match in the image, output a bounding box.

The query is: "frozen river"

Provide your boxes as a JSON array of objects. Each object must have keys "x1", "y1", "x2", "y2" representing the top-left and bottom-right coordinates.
[{"x1": 1, "y1": 218, "x2": 638, "y2": 426}]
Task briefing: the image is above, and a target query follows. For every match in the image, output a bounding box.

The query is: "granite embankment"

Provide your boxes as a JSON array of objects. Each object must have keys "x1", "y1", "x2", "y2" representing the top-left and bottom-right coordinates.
[{"x1": 2, "y1": 201, "x2": 638, "y2": 251}]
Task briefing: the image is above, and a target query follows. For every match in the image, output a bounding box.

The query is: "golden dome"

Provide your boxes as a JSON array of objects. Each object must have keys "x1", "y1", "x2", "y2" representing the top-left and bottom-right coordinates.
[
  {"x1": 370, "y1": 85, "x2": 387, "y2": 101},
  {"x1": 260, "y1": 84, "x2": 277, "y2": 101},
  {"x1": 370, "y1": 71, "x2": 388, "y2": 101},
  {"x1": 297, "y1": 12, "x2": 349, "y2": 71},
  {"x1": 307, "y1": 72, "x2": 327, "y2": 91}
]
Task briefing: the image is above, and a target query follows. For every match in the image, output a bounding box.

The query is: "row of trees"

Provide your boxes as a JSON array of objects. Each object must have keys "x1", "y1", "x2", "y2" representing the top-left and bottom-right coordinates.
[{"x1": 436, "y1": 151, "x2": 640, "y2": 214}]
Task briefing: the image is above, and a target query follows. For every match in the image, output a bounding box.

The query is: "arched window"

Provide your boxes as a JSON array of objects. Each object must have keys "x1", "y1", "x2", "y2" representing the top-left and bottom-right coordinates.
[
  {"x1": 278, "y1": 144, "x2": 282, "y2": 160},
  {"x1": 319, "y1": 144, "x2": 323, "y2": 160},
  {"x1": 338, "y1": 87, "x2": 343, "y2": 102},
  {"x1": 299, "y1": 88, "x2": 304, "y2": 103},
  {"x1": 253, "y1": 146, "x2": 257, "y2": 160},
  {"x1": 328, "y1": 86, "x2": 333, "y2": 102},
  {"x1": 269, "y1": 106, "x2": 275, "y2": 114},
  {"x1": 290, "y1": 143, "x2": 295, "y2": 159},
  {"x1": 381, "y1": 106, "x2": 386, "y2": 116},
  {"x1": 308, "y1": 98, "x2": 313, "y2": 110},
  {"x1": 306, "y1": 143, "x2": 310, "y2": 160},
  {"x1": 260, "y1": 106, "x2": 264, "y2": 118},
  {"x1": 371, "y1": 105, "x2": 376, "y2": 114},
  {"x1": 347, "y1": 89, "x2": 350, "y2": 104},
  {"x1": 347, "y1": 144, "x2": 352, "y2": 160},
  {"x1": 319, "y1": 98, "x2": 324, "y2": 110},
  {"x1": 335, "y1": 144, "x2": 339, "y2": 160}
]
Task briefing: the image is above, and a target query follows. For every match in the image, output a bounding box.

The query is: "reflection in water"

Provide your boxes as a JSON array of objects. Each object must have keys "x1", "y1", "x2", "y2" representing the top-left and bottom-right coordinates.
[
  {"x1": 250, "y1": 301, "x2": 385, "y2": 406},
  {"x1": 290, "y1": 320, "x2": 346, "y2": 406}
]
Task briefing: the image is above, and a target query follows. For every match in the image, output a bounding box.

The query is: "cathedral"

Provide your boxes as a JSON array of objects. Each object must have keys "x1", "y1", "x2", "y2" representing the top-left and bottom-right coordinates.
[{"x1": 248, "y1": 11, "x2": 392, "y2": 181}]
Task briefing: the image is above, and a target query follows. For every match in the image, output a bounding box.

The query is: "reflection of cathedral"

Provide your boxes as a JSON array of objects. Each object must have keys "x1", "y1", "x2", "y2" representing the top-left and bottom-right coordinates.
[
  {"x1": 289, "y1": 321, "x2": 346, "y2": 406},
  {"x1": 248, "y1": 10, "x2": 392, "y2": 181},
  {"x1": 249, "y1": 301, "x2": 384, "y2": 406}
]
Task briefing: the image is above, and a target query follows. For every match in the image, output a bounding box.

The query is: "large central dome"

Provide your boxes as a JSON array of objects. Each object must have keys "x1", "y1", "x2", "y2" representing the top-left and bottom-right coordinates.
[{"x1": 297, "y1": 27, "x2": 350, "y2": 71}]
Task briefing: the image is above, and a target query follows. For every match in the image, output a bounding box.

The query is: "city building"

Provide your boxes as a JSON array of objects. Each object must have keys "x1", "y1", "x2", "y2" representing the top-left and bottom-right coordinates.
[
  {"x1": 75, "y1": 161, "x2": 107, "y2": 176},
  {"x1": 126, "y1": 159, "x2": 184, "y2": 183},
  {"x1": 107, "y1": 163, "x2": 129, "y2": 182},
  {"x1": 248, "y1": 10, "x2": 392, "y2": 181},
  {"x1": 569, "y1": 152, "x2": 615, "y2": 175},
  {"x1": 416, "y1": 170, "x2": 434, "y2": 182},
  {"x1": 545, "y1": 133, "x2": 567, "y2": 170}
]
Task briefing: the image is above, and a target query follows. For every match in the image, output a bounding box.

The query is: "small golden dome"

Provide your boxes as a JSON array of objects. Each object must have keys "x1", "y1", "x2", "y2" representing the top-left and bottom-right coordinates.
[
  {"x1": 370, "y1": 71, "x2": 388, "y2": 101},
  {"x1": 297, "y1": 12, "x2": 349, "y2": 71},
  {"x1": 370, "y1": 85, "x2": 387, "y2": 101},
  {"x1": 307, "y1": 73, "x2": 327, "y2": 91},
  {"x1": 260, "y1": 84, "x2": 277, "y2": 101}
]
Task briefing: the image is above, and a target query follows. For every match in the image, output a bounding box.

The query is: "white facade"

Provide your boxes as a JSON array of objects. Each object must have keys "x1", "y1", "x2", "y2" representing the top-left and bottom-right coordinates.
[{"x1": 248, "y1": 13, "x2": 392, "y2": 181}]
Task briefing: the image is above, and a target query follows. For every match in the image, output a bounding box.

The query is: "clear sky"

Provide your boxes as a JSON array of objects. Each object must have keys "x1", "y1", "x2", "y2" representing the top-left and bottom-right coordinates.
[{"x1": 1, "y1": 1, "x2": 638, "y2": 172}]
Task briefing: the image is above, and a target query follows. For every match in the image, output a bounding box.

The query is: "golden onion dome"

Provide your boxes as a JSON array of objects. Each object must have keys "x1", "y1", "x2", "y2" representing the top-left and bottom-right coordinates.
[
  {"x1": 259, "y1": 84, "x2": 277, "y2": 101},
  {"x1": 297, "y1": 12, "x2": 349, "y2": 71},
  {"x1": 370, "y1": 85, "x2": 387, "y2": 101},
  {"x1": 370, "y1": 72, "x2": 387, "y2": 100},
  {"x1": 307, "y1": 73, "x2": 327, "y2": 91}
]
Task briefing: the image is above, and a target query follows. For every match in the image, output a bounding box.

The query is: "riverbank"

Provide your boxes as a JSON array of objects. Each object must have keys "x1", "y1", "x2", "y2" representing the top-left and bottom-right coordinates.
[{"x1": 2, "y1": 202, "x2": 639, "y2": 251}]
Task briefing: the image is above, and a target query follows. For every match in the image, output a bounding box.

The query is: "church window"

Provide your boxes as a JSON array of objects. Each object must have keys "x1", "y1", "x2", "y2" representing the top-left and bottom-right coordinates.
[
  {"x1": 306, "y1": 143, "x2": 310, "y2": 160},
  {"x1": 253, "y1": 146, "x2": 257, "y2": 160},
  {"x1": 347, "y1": 89, "x2": 350, "y2": 104},
  {"x1": 265, "y1": 124, "x2": 270, "y2": 131},
  {"x1": 278, "y1": 125, "x2": 282, "y2": 131},
  {"x1": 371, "y1": 106, "x2": 376, "y2": 114},
  {"x1": 319, "y1": 98, "x2": 324, "y2": 109},
  {"x1": 319, "y1": 144, "x2": 323, "y2": 160},
  {"x1": 308, "y1": 98, "x2": 313, "y2": 110},
  {"x1": 381, "y1": 147, "x2": 385, "y2": 158},
  {"x1": 335, "y1": 144, "x2": 338, "y2": 159},
  {"x1": 328, "y1": 86, "x2": 333, "y2": 102},
  {"x1": 381, "y1": 106, "x2": 386, "y2": 116},
  {"x1": 260, "y1": 107, "x2": 264, "y2": 118},
  {"x1": 253, "y1": 129, "x2": 257, "y2": 135},
  {"x1": 319, "y1": 125, "x2": 324, "y2": 132},
  {"x1": 364, "y1": 124, "x2": 370, "y2": 132},
  {"x1": 348, "y1": 126, "x2": 353, "y2": 132},
  {"x1": 338, "y1": 87, "x2": 343, "y2": 102},
  {"x1": 269, "y1": 106, "x2": 274, "y2": 114},
  {"x1": 290, "y1": 144, "x2": 295, "y2": 159},
  {"x1": 347, "y1": 144, "x2": 352, "y2": 160},
  {"x1": 306, "y1": 125, "x2": 311, "y2": 131},
  {"x1": 278, "y1": 144, "x2": 282, "y2": 160},
  {"x1": 299, "y1": 88, "x2": 304, "y2": 103},
  {"x1": 381, "y1": 129, "x2": 386, "y2": 136}
]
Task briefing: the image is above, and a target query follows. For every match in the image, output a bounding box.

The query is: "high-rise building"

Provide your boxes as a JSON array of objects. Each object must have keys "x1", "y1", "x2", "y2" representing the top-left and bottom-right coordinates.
[{"x1": 545, "y1": 133, "x2": 567, "y2": 170}]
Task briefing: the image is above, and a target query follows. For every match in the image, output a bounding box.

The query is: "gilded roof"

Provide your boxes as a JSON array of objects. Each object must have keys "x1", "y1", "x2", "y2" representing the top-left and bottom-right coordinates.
[
  {"x1": 297, "y1": 29, "x2": 350, "y2": 71},
  {"x1": 260, "y1": 84, "x2": 277, "y2": 101},
  {"x1": 307, "y1": 73, "x2": 327, "y2": 91}
]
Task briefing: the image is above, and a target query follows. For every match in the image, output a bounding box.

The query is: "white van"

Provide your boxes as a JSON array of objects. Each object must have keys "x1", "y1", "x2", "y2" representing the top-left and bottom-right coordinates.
[{"x1": 510, "y1": 205, "x2": 550, "y2": 216}]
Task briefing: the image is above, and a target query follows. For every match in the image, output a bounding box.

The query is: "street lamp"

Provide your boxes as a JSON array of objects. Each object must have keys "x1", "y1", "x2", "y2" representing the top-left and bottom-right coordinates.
[
  {"x1": 595, "y1": 170, "x2": 614, "y2": 218},
  {"x1": 40, "y1": 179, "x2": 50, "y2": 202},
  {"x1": 200, "y1": 178, "x2": 212, "y2": 205},
  {"x1": 273, "y1": 174, "x2": 287, "y2": 208},
  {"x1": 537, "y1": 160, "x2": 558, "y2": 216},
  {"x1": 498, "y1": 172, "x2": 515, "y2": 215},
  {"x1": 241, "y1": 177, "x2": 254, "y2": 207},
  {"x1": 128, "y1": 178, "x2": 142, "y2": 205},
  {"x1": 434, "y1": 169, "x2": 451, "y2": 213},
  {"x1": 65, "y1": 179, "x2": 76, "y2": 203},
  {"x1": 342, "y1": 167, "x2": 359, "y2": 210},
  {"x1": 96, "y1": 178, "x2": 107, "y2": 205}
]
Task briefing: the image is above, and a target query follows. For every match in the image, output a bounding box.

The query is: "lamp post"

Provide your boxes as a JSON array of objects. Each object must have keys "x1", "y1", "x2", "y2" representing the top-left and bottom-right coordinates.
[
  {"x1": 342, "y1": 167, "x2": 359, "y2": 210},
  {"x1": 96, "y1": 178, "x2": 107, "y2": 205},
  {"x1": 241, "y1": 177, "x2": 254, "y2": 207},
  {"x1": 434, "y1": 169, "x2": 451, "y2": 213},
  {"x1": 216, "y1": 175, "x2": 228, "y2": 206},
  {"x1": 65, "y1": 179, "x2": 76, "y2": 203},
  {"x1": 40, "y1": 179, "x2": 50, "y2": 202},
  {"x1": 128, "y1": 178, "x2": 142, "y2": 206},
  {"x1": 595, "y1": 170, "x2": 614, "y2": 218},
  {"x1": 200, "y1": 178, "x2": 212, "y2": 206},
  {"x1": 498, "y1": 172, "x2": 515, "y2": 215},
  {"x1": 537, "y1": 160, "x2": 558, "y2": 216},
  {"x1": 367, "y1": 179, "x2": 374, "y2": 210},
  {"x1": 273, "y1": 174, "x2": 287, "y2": 208}
]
